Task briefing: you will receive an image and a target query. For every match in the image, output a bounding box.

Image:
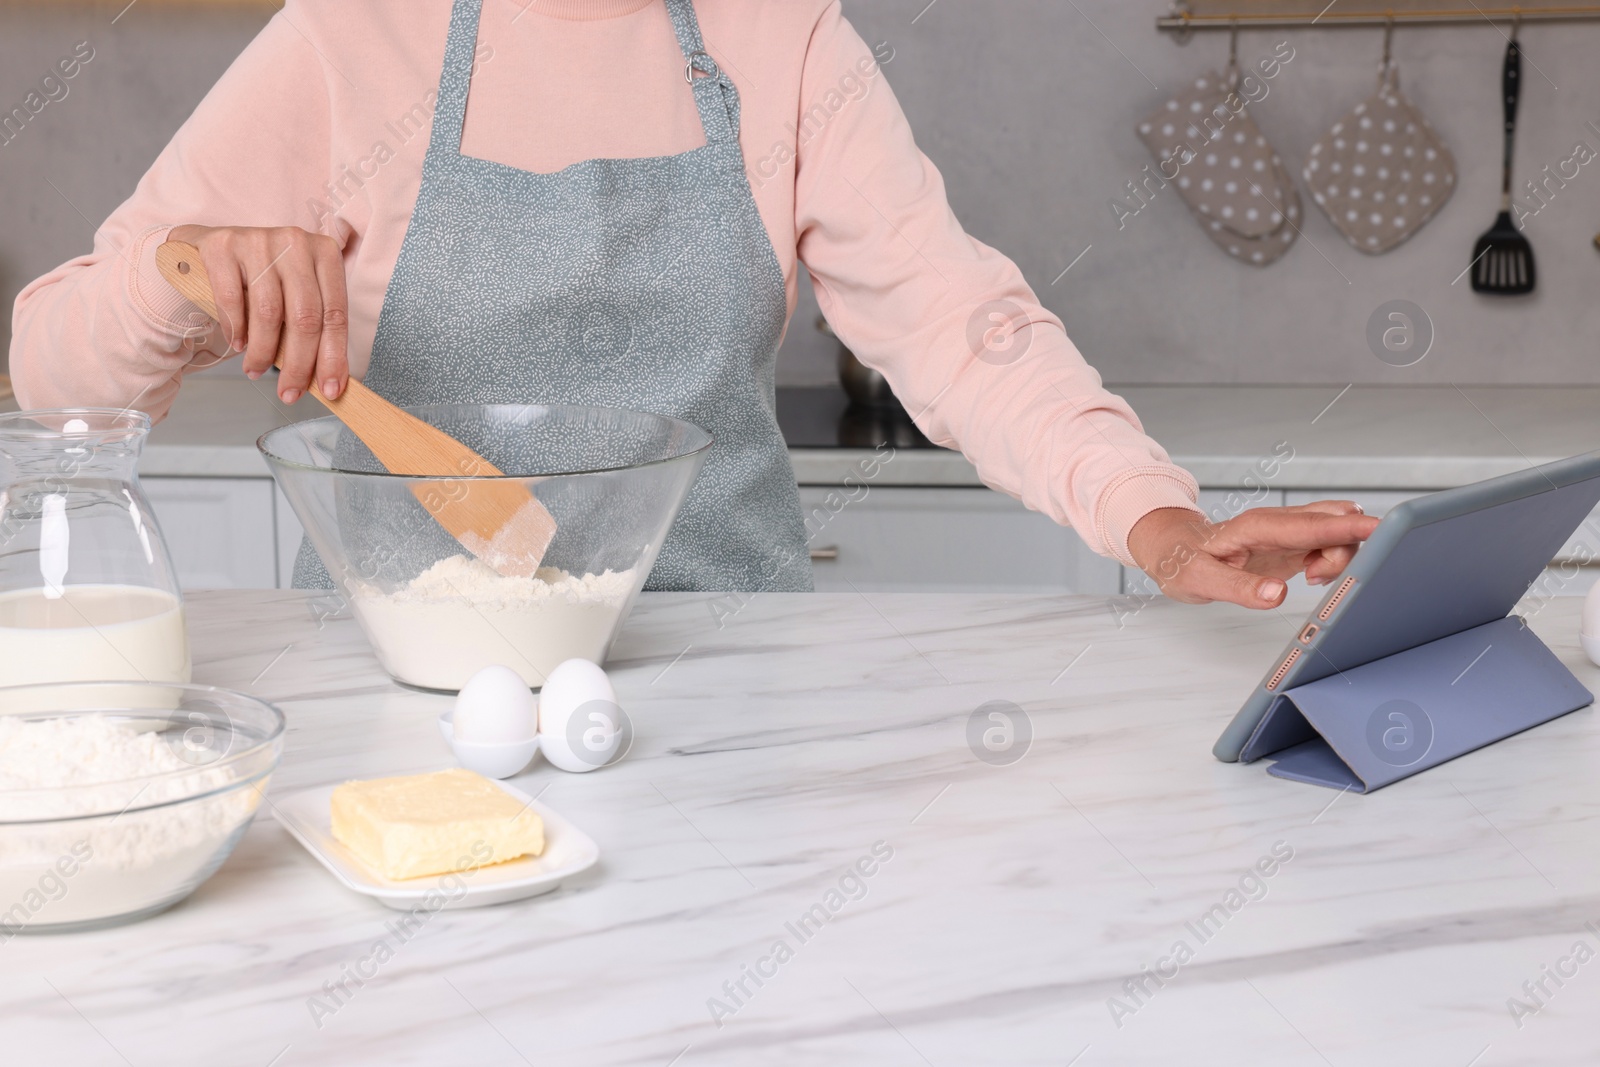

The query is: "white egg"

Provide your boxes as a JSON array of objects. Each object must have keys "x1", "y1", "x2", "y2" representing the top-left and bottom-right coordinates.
[
  {"x1": 538, "y1": 658, "x2": 629, "y2": 773},
  {"x1": 453, "y1": 665, "x2": 538, "y2": 744}
]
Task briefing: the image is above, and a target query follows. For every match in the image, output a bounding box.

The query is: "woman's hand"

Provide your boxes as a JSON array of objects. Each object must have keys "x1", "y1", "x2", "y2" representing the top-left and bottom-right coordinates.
[
  {"x1": 1127, "y1": 502, "x2": 1380, "y2": 609},
  {"x1": 167, "y1": 224, "x2": 349, "y2": 404}
]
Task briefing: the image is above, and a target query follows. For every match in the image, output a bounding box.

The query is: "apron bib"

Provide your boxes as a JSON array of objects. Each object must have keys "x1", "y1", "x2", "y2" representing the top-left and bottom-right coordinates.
[{"x1": 295, "y1": 0, "x2": 810, "y2": 592}]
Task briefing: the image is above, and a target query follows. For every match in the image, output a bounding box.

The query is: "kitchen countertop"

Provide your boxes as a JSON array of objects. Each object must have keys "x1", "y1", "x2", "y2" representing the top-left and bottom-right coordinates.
[
  {"x1": 64, "y1": 378, "x2": 1600, "y2": 490},
  {"x1": 8, "y1": 589, "x2": 1600, "y2": 1065}
]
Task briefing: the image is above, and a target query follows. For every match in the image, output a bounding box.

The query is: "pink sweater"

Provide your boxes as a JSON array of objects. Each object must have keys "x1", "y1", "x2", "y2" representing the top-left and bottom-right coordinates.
[{"x1": 8, "y1": 0, "x2": 1200, "y2": 564}]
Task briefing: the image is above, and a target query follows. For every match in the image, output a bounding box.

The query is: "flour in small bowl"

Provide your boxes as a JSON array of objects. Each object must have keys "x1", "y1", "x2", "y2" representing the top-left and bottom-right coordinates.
[
  {"x1": 0, "y1": 714, "x2": 188, "y2": 792},
  {"x1": 0, "y1": 715, "x2": 264, "y2": 929},
  {"x1": 350, "y1": 554, "x2": 637, "y2": 690}
]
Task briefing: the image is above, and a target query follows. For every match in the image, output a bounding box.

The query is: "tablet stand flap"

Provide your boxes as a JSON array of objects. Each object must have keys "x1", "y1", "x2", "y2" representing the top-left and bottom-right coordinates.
[
  {"x1": 1239, "y1": 694, "x2": 1318, "y2": 763},
  {"x1": 1254, "y1": 616, "x2": 1592, "y2": 793}
]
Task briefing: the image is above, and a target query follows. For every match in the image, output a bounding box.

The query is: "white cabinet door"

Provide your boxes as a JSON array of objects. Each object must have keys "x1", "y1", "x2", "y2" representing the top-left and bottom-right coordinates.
[
  {"x1": 142, "y1": 477, "x2": 277, "y2": 590},
  {"x1": 796, "y1": 486, "x2": 1121, "y2": 594}
]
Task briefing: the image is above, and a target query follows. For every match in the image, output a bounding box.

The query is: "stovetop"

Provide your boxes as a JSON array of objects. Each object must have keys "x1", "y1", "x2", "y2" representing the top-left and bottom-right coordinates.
[{"x1": 775, "y1": 387, "x2": 936, "y2": 450}]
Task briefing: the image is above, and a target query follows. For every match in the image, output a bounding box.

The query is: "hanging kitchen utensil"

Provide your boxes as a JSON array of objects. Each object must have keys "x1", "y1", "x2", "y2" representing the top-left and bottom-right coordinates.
[
  {"x1": 1303, "y1": 21, "x2": 1456, "y2": 254},
  {"x1": 1135, "y1": 26, "x2": 1299, "y2": 264},
  {"x1": 155, "y1": 240, "x2": 559, "y2": 577},
  {"x1": 1470, "y1": 22, "x2": 1536, "y2": 294}
]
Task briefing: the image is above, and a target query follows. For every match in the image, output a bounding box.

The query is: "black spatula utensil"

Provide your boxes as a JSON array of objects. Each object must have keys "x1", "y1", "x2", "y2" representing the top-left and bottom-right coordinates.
[{"x1": 1471, "y1": 32, "x2": 1535, "y2": 294}]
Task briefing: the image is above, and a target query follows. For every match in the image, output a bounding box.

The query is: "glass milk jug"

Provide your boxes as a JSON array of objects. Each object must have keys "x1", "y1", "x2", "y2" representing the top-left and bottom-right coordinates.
[{"x1": 0, "y1": 409, "x2": 190, "y2": 687}]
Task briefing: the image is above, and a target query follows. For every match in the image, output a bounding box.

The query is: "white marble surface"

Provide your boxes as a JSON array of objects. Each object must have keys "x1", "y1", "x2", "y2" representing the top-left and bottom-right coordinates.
[
  {"x1": 6, "y1": 589, "x2": 1600, "y2": 1065},
  {"x1": 15, "y1": 377, "x2": 1600, "y2": 490}
]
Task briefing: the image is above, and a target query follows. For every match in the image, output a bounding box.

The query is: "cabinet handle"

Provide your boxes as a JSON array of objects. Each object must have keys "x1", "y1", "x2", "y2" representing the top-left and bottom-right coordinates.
[{"x1": 810, "y1": 546, "x2": 840, "y2": 562}]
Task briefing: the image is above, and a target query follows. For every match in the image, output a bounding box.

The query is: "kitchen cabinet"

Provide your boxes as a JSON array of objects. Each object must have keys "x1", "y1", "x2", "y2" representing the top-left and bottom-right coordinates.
[
  {"x1": 105, "y1": 381, "x2": 1600, "y2": 596},
  {"x1": 797, "y1": 485, "x2": 1122, "y2": 594},
  {"x1": 143, "y1": 476, "x2": 279, "y2": 589},
  {"x1": 143, "y1": 473, "x2": 1109, "y2": 594},
  {"x1": 144, "y1": 472, "x2": 1600, "y2": 599}
]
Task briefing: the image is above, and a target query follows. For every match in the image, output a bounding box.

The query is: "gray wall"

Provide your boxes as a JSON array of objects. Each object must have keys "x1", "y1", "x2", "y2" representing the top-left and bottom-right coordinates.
[
  {"x1": 0, "y1": 4, "x2": 271, "y2": 372},
  {"x1": 5, "y1": 2, "x2": 1599, "y2": 387}
]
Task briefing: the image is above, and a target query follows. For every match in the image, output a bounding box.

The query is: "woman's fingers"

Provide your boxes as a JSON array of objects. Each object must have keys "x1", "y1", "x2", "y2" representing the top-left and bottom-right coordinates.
[
  {"x1": 199, "y1": 245, "x2": 249, "y2": 358},
  {"x1": 244, "y1": 251, "x2": 286, "y2": 390},
  {"x1": 1166, "y1": 552, "x2": 1287, "y2": 608},
  {"x1": 1219, "y1": 509, "x2": 1379, "y2": 554},
  {"x1": 311, "y1": 235, "x2": 350, "y2": 400},
  {"x1": 274, "y1": 236, "x2": 324, "y2": 404},
  {"x1": 1305, "y1": 541, "x2": 1360, "y2": 583},
  {"x1": 1294, "y1": 503, "x2": 1366, "y2": 583},
  {"x1": 1285, "y1": 499, "x2": 1365, "y2": 517},
  {"x1": 166, "y1": 224, "x2": 345, "y2": 402}
]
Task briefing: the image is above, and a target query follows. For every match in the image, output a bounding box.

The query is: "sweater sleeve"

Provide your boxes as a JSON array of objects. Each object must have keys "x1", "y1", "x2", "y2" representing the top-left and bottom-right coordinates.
[
  {"x1": 8, "y1": 5, "x2": 336, "y2": 423},
  {"x1": 790, "y1": 5, "x2": 1202, "y2": 565}
]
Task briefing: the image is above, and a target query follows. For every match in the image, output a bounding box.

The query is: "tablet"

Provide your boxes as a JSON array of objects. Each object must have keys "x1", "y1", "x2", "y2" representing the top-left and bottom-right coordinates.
[{"x1": 1214, "y1": 451, "x2": 1600, "y2": 763}]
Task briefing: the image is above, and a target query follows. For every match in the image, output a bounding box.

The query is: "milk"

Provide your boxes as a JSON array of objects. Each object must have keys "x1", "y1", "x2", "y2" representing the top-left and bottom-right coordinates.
[{"x1": 0, "y1": 586, "x2": 191, "y2": 688}]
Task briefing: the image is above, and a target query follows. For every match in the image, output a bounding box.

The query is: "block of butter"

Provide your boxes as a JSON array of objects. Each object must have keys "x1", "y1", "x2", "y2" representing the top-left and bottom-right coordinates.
[{"x1": 330, "y1": 768, "x2": 545, "y2": 881}]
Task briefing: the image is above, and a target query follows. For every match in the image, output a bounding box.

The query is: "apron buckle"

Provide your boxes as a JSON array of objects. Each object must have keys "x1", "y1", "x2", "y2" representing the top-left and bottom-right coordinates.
[{"x1": 684, "y1": 50, "x2": 719, "y2": 84}]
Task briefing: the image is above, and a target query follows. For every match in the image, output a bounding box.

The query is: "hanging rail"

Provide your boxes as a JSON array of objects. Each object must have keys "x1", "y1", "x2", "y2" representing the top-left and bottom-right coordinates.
[{"x1": 1158, "y1": 5, "x2": 1600, "y2": 33}]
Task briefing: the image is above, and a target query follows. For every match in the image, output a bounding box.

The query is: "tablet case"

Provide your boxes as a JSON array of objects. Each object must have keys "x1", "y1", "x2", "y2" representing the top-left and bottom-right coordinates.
[{"x1": 1239, "y1": 615, "x2": 1592, "y2": 792}]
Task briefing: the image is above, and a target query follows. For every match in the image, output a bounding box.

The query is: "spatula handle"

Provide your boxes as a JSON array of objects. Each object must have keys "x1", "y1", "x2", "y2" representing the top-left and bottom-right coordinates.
[
  {"x1": 154, "y1": 239, "x2": 359, "y2": 413},
  {"x1": 156, "y1": 238, "x2": 506, "y2": 475},
  {"x1": 1501, "y1": 38, "x2": 1521, "y2": 198}
]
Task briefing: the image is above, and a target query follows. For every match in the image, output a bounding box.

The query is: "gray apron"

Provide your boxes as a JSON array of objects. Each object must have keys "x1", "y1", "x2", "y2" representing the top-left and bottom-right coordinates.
[{"x1": 295, "y1": 0, "x2": 811, "y2": 592}]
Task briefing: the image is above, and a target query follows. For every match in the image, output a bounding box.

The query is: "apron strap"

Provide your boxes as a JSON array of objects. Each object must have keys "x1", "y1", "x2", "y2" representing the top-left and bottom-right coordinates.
[
  {"x1": 427, "y1": 0, "x2": 484, "y2": 160},
  {"x1": 661, "y1": 0, "x2": 741, "y2": 147},
  {"x1": 429, "y1": 0, "x2": 741, "y2": 161}
]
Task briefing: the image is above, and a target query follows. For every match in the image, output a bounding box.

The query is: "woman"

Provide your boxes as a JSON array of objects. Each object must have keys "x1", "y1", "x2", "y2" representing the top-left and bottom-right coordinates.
[{"x1": 10, "y1": 0, "x2": 1374, "y2": 599}]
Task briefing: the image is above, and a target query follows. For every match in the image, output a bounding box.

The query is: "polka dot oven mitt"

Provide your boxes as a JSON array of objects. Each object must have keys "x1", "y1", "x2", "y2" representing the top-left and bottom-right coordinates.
[
  {"x1": 1137, "y1": 71, "x2": 1299, "y2": 263},
  {"x1": 1200, "y1": 155, "x2": 1303, "y2": 265},
  {"x1": 1303, "y1": 64, "x2": 1455, "y2": 254}
]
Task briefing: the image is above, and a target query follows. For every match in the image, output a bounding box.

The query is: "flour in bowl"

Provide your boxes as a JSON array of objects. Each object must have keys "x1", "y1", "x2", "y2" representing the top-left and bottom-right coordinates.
[
  {"x1": 350, "y1": 554, "x2": 637, "y2": 690},
  {"x1": 0, "y1": 716, "x2": 263, "y2": 931},
  {"x1": 0, "y1": 714, "x2": 188, "y2": 792}
]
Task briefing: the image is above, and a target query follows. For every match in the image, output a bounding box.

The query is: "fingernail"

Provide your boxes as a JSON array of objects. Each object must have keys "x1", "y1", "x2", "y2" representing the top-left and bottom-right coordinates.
[
  {"x1": 322, "y1": 378, "x2": 341, "y2": 400},
  {"x1": 280, "y1": 388, "x2": 301, "y2": 404},
  {"x1": 245, "y1": 369, "x2": 263, "y2": 381},
  {"x1": 1260, "y1": 580, "x2": 1285, "y2": 601},
  {"x1": 1307, "y1": 576, "x2": 1327, "y2": 586}
]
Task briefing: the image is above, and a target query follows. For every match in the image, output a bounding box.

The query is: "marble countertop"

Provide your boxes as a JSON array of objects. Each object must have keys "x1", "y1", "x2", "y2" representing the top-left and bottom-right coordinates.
[
  {"x1": 8, "y1": 589, "x2": 1600, "y2": 1065},
  {"x1": 22, "y1": 377, "x2": 1600, "y2": 491}
]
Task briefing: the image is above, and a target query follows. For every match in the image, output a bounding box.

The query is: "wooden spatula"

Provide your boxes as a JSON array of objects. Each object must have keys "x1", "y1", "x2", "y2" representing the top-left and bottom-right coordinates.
[{"x1": 156, "y1": 240, "x2": 556, "y2": 578}]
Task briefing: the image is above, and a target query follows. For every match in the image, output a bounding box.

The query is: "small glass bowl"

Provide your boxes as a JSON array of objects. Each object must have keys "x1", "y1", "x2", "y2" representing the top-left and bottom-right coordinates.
[{"x1": 0, "y1": 682, "x2": 284, "y2": 934}]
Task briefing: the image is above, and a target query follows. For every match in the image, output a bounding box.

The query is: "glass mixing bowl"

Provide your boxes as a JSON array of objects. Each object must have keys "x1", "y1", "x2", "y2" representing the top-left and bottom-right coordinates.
[
  {"x1": 260, "y1": 403, "x2": 712, "y2": 691},
  {"x1": 0, "y1": 682, "x2": 284, "y2": 934}
]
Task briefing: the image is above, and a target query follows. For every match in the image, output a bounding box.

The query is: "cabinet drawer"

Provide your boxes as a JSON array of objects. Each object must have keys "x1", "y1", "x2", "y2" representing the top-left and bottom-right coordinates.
[
  {"x1": 142, "y1": 477, "x2": 277, "y2": 590},
  {"x1": 796, "y1": 486, "x2": 1120, "y2": 594}
]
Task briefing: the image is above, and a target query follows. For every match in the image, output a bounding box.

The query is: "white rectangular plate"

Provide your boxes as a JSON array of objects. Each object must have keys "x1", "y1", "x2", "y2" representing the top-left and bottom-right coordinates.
[{"x1": 271, "y1": 778, "x2": 599, "y2": 910}]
